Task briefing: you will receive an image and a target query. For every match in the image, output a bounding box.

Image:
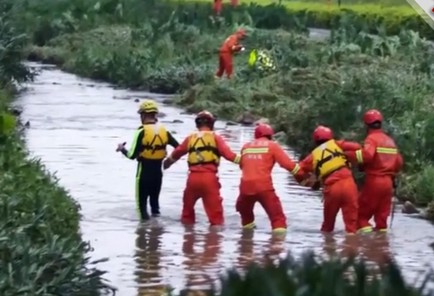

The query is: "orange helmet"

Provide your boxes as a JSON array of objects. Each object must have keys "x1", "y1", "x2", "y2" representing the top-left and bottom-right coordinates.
[
  {"x1": 254, "y1": 123, "x2": 274, "y2": 139},
  {"x1": 363, "y1": 109, "x2": 383, "y2": 125},
  {"x1": 313, "y1": 125, "x2": 333, "y2": 142},
  {"x1": 195, "y1": 110, "x2": 216, "y2": 126}
]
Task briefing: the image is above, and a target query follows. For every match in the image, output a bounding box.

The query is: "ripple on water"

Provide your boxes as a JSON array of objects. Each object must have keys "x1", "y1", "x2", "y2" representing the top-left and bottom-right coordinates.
[{"x1": 16, "y1": 62, "x2": 434, "y2": 296}]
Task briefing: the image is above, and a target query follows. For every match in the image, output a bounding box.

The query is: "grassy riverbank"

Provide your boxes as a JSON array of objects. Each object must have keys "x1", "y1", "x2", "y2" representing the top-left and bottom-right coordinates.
[
  {"x1": 0, "y1": 9, "x2": 111, "y2": 296},
  {"x1": 16, "y1": 0, "x2": 434, "y2": 218}
]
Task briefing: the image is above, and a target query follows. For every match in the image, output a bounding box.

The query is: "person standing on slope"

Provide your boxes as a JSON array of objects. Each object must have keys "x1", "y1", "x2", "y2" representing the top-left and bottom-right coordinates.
[
  {"x1": 236, "y1": 123, "x2": 305, "y2": 234},
  {"x1": 215, "y1": 29, "x2": 246, "y2": 79},
  {"x1": 346, "y1": 109, "x2": 403, "y2": 233},
  {"x1": 162, "y1": 110, "x2": 240, "y2": 226},
  {"x1": 298, "y1": 125, "x2": 361, "y2": 234},
  {"x1": 116, "y1": 99, "x2": 179, "y2": 221}
]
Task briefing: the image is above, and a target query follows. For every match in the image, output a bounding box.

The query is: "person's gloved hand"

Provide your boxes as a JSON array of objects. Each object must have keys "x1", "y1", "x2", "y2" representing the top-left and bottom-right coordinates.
[
  {"x1": 299, "y1": 173, "x2": 318, "y2": 188},
  {"x1": 163, "y1": 157, "x2": 174, "y2": 170},
  {"x1": 240, "y1": 47, "x2": 245, "y2": 52},
  {"x1": 311, "y1": 181, "x2": 321, "y2": 191},
  {"x1": 116, "y1": 142, "x2": 126, "y2": 152}
]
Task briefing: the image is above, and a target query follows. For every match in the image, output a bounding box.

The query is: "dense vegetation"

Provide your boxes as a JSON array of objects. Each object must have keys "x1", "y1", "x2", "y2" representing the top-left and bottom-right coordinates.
[{"x1": 0, "y1": 6, "x2": 111, "y2": 296}]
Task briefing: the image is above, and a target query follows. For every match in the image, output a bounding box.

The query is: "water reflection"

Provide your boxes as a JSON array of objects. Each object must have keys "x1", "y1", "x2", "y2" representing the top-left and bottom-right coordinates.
[
  {"x1": 322, "y1": 233, "x2": 392, "y2": 267},
  {"x1": 135, "y1": 224, "x2": 166, "y2": 296},
  {"x1": 180, "y1": 227, "x2": 222, "y2": 294},
  {"x1": 360, "y1": 233, "x2": 392, "y2": 267},
  {"x1": 236, "y1": 230, "x2": 255, "y2": 267},
  {"x1": 236, "y1": 230, "x2": 287, "y2": 269}
]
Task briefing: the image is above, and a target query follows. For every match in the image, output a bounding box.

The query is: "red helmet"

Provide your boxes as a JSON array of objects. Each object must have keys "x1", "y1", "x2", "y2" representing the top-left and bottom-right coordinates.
[
  {"x1": 195, "y1": 110, "x2": 216, "y2": 125},
  {"x1": 363, "y1": 109, "x2": 383, "y2": 125},
  {"x1": 254, "y1": 123, "x2": 274, "y2": 139},
  {"x1": 313, "y1": 125, "x2": 333, "y2": 142}
]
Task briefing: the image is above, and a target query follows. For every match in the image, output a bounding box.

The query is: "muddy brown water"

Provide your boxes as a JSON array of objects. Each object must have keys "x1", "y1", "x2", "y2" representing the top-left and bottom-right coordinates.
[{"x1": 16, "y1": 62, "x2": 434, "y2": 295}]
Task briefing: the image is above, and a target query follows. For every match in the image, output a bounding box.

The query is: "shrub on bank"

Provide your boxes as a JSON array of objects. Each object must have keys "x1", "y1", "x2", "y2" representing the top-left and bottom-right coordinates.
[
  {"x1": 173, "y1": 249, "x2": 433, "y2": 296},
  {"x1": 0, "y1": 10, "x2": 112, "y2": 296}
]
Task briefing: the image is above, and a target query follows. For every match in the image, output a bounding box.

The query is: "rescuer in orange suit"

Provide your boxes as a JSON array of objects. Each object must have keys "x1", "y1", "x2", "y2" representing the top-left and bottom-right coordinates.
[
  {"x1": 162, "y1": 111, "x2": 240, "y2": 226},
  {"x1": 215, "y1": 29, "x2": 246, "y2": 79},
  {"x1": 298, "y1": 125, "x2": 361, "y2": 234},
  {"x1": 346, "y1": 109, "x2": 403, "y2": 233},
  {"x1": 236, "y1": 123, "x2": 305, "y2": 233},
  {"x1": 213, "y1": 0, "x2": 222, "y2": 16}
]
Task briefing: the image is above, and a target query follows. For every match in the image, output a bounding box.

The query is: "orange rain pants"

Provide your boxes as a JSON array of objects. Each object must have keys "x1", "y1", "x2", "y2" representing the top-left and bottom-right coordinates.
[
  {"x1": 236, "y1": 191, "x2": 287, "y2": 230},
  {"x1": 321, "y1": 170, "x2": 359, "y2": 233},
  {"x1": 181, "y1": 172, "x2": 224, "y2": 225},
  {"x1": 358, "y1": 175, "x2": 394, "y2": 231},
  {"x1": 213, "y1": 0, "x2": 222, "y2": 15},
  {"x1": 215, "y1": 54, "x2": 233, "y2": 79}
]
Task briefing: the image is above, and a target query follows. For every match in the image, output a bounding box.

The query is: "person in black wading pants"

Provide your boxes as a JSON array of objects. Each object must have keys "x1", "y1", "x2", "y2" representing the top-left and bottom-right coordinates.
[{"x1": 116, "y1": 99, "x2": 179, "y2": 221}]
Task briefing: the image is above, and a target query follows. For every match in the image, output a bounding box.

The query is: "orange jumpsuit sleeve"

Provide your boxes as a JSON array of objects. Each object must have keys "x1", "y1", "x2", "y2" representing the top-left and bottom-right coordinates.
[
  {"x1": 239, "y1": 143, "x2": 248, "y2": 169},
  {"x1": 271, "y1": 142, "x2": 300, "y2": 176},
  {"x1": 170, "y1": 136, "x2": 190, "y2": 160},
  {"x1": 297, "y1": 154, "x2": 316, "y2": 184},
  {"x1": 336, "y1": 140, "x2": 361, "y2": 151},
  {"x1": 336, "y1": 140, "x2": 361, "y2": 164},
  {"x1": 346, "y1": 136, "x2": 376, "y2": 165},
  {"x1": 226, "y1": 35, "x2": 242, "y2": 53},
  {"x1": 299, "y1": 154, "x2": 314, "y2": 174},
  {"x1": 215, "y1": 134, "x2": 240, "y2": 164}
]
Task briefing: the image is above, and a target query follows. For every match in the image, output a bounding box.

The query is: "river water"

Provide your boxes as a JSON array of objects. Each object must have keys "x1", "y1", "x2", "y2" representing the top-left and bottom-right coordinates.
[{"x1": 16, "y1": 62, "x2": 434, "y2": 295}]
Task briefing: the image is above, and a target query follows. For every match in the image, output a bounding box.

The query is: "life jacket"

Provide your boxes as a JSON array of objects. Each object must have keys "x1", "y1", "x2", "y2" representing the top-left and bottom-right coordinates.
[
  {"x1": 312, "y1": 139, "x2": 349, "y2": 179},
  {"x1": 187, "y1": 131, "x2": 220, "y2": 166},
  {"x1": 138, "y1": 124, "x2": 169, "y2": 160}
]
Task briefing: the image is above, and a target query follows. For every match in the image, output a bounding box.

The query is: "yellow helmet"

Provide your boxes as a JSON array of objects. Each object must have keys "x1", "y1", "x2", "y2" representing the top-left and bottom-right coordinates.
[{"x1": 138, "y1": 99, "x2": 159, "y2": 114}]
